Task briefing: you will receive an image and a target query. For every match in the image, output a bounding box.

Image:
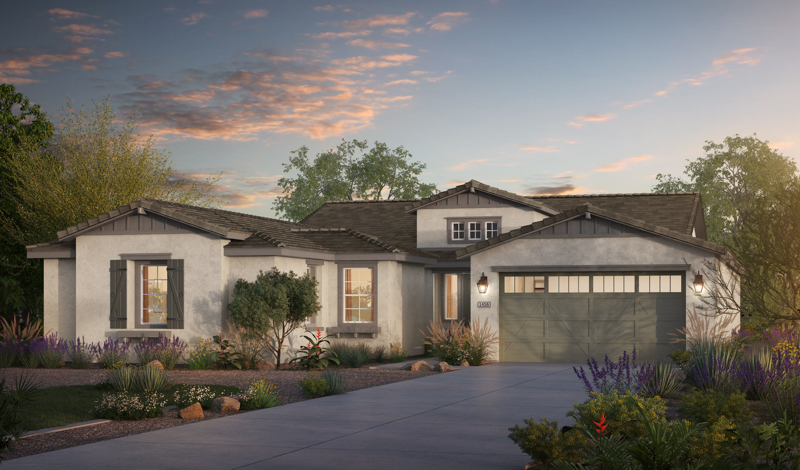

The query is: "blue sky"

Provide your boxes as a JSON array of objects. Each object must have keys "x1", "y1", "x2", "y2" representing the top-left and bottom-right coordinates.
[{"x1": 2, "y1": 1, "x2": 798, "y2": 217}]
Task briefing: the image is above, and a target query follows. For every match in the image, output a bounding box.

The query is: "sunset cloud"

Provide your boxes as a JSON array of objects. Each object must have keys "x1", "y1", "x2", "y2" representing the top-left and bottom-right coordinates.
[
  {"x1": 567, "y1": 113, "x2": 616, "y2": 128},
  {"x1": 521, "y1": 145, "x2": 558, "y2": 153},
  {"x1": 383, "y1": 27, "x2": 424, "y2": 35},
  {"x1": 384, "y1": 79, "x2": 417, "y2": 86},
  {"x1": 104, "y1": 51, "x2": 127, "y2": 59},
  {"x1": 427, "y1": 12, "x2": 468, "y2": 31},
  {"x1": 655, "y1": 48, "x2": 760, "y2": 97},
  {"x1": 448, "y1": 159, "x2": 490, "y2": 171},
  {"x1": 54, "y1": 24, "x2": 112, "y2": 36},
  {"x1": 312, "y1": 30, "x2": 371, "y2": 40},
  {"x1": 347, "y1": 39, "x2": 410, "y2": 50},
  {"x1": 243, "y1": 10, "x2": 268, "y2": 19},
  {"x1": 624, "y1": 99, "x2": 652, "y2": 109},
  {"x1": 594, "y1": 154, "x2": 652, "y2": 172},
  {"x1": 342, "y1": 13, "x2": 416, "y2": 30},
  {"x1": 331, "y1": 54, "x2": 416, "y2": 70},
  {"x1": 0, "y1": 53, "x2": 82, "y2": 83},
  {"x1": 181, "y1": 12, "x2": 208, "y2": 26},
  {"x1": 48, "y1": 8, "x2": 97, "y2": 19}
]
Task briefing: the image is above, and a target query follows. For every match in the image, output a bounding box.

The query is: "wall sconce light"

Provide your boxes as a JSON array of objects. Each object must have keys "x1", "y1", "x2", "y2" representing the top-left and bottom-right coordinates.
[
  {"x1": 477, "y1": 272, "x2": 489, "y2": 294},
  {"x1": 693, "y1": 274, "x2": 704, "y2": 294}
]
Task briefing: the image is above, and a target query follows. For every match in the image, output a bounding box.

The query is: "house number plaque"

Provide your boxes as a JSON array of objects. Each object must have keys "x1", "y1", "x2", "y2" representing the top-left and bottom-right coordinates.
[{"x1": 477, "y1": 301, "x2": 491, "y2": 308}]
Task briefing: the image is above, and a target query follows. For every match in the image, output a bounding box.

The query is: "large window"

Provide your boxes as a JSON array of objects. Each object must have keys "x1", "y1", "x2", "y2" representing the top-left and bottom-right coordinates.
[
  {"x1": 142, "y1": 265, "x2": 167, "y2": 324},
  {"x1": 344, "y1": 267, "x2": 374, "y2": 322},
  {"x1": 445, "y1": 274, "x2": 459, "y2": 319}
]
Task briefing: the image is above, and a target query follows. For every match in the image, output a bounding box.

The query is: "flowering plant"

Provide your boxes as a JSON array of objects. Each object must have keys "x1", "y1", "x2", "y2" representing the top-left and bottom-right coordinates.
[
  {"x1": 0, "y1": 339, "x2": 19, "y2": 368},
  {"x1": 573, "y1": 349, "x2": 656, "y2": 396},
  {"x1": 239, "y1": 379, "x2": 281, "y2": 409},
  {"x1": 66, "y1": 337, "x2": 95, "y2": 369},
  {"x1": 290, "y1": 329, "x2": 339, "y2": 370},
  {"x1": 173, "y1": 385, "x2": 217, "y2": 409},
  {"x1": 93, "y1": 338, "x2": 129, "y2": 369},
  {"x1": 37, "y1": 334, "x2": 66, "y2": 368},
  {"x1": 184, "y1": 338, "x2": 219, "y2": 370},
  {"x1": 94, "y1": 391, "x2": 166, "y2": 420},
  {"x1": 133, "y1": 334, "x2": 187, "y2": 369}
]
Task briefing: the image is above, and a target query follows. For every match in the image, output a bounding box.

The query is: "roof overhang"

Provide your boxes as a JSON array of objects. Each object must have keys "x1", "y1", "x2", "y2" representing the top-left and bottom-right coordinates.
[{"x1": 405, "y1": 180, "x2": 560, "y2": 215}]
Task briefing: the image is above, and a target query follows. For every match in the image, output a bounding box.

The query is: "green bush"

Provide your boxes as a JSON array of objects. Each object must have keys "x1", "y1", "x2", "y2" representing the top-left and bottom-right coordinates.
[
  {"x1": 668, "y1": 349, "x2": 693, "y2": 371},
  {"x1": 104, "y1": 366, "x2": 170, "y2": 394},
  {"x1": 646, "y1": 360, "x2": 683, "y2": 398},
  {"x1": 332, "y1": 343, "x2": 371, "y2": 368},
  {"x1": 679, "y1": 389, "x2": 752, "y2": 426},
  {"x1": 94, "y1": 392, "x2": 165, "y2": 420},
  {"x1": 239, "y1": 380, "x2": 281, "y2": 410},
  {"x1": 683, "y1": 416, "x2": 737, "y2": 463},
  {"x1": 172, "y1": 385, "x2": 218, "y2": 409},
  {"x1": 106, "y1": 366, "x2": 136, "y2": 392},
  {"x1": 508, "y1": 418, "x2": 587, "y2": 468},
  {"x1": 323, "y1": 370, "x2": 346, "y2": 396},
  {"x1": 373, "y1": 344, "x2": 387, "y2": 363},
  {"x1": 567, "y1": 390, "x2": 666, "y2": 438},
  {"x1": 300, "y1": 372, "x2": 328, "y2": 398}
]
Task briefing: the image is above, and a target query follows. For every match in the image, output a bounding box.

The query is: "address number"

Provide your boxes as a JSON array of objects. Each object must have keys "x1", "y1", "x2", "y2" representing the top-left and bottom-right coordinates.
[{"x1": 477, "y1": 301, "x2": 491, "y2": 308}]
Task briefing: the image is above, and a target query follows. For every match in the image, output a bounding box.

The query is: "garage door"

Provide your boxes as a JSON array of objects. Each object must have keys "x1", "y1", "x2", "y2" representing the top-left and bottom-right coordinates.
[{"x1": 499, "y1": 273, "x2": 685, "y2": 362}]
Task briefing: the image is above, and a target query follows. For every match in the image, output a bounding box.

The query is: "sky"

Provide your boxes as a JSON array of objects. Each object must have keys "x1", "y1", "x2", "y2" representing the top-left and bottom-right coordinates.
[{"x1": 2, "y1": 1, "x2": 798, "y2": 218}]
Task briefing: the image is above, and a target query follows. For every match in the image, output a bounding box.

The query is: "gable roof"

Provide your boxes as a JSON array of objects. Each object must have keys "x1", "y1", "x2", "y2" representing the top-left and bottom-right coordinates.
[
  {"x1": 405, "y1": 180, "x2": 560, "y2": 215},
  {"x1": 455, "y1": 202, "x2": 728, "y2": 259}
]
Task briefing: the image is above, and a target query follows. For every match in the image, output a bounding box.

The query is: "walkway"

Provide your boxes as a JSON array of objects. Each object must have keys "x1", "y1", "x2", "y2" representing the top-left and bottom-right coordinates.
[{"x1": 7, "y1": 363, "x2": 587, "y2": 470}]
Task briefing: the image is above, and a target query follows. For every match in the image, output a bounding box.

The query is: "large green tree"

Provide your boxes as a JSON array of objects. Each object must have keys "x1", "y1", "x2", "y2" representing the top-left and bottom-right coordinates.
[
  {"x1": 1, "y1": 97, "x2": 222, "y2": 248},
  {"x1": 0, "y1": 84, "x2": 55, "y2": 321},
  {"x1": 272, "y1": 139, "x2": 438, "y2": 221}
]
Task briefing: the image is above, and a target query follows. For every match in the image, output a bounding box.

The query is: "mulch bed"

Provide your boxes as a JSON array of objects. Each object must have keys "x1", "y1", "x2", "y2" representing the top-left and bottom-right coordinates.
[{"x1": 4, "y1": 365, "x2": 437, "y2": 460}]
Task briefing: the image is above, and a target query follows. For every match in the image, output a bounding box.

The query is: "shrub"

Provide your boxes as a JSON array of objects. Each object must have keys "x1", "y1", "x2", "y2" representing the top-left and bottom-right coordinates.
[
  {"x1": 685, "y1": 338, "x2": 743, "y2": 394},
  {"x1": 390, "y1": 343, "x2": 408, "y2": 363},
  {"x1": 322, "y1": 370, "x2": 346, "y2": 396},
  {"x1": 646, "y1": 360, "x2": 683, "y2": 398},
  {"x1": 742, "y1": 347, "x2": 772, "y2": 399},
  {"x1": 464, "y1": 318, "x2": 501, "y2": 365},
  {"x1": 567, "y1": 390, "x2": 666, "y2": 439},
  {"x1": 184, "y1": 338, "x2": 219, "y2": 370},
  {"x1": 0, "y1": 314, "x2": 42, "y2": 342},
  {"x1": 420, "y1": 319, "x2": 501, "y2": 366},
  {"x1": 133, "y1": 334, "x2": 187, "y2": 369},
  {"x1": 94, "y1": 392, "x2": 166, "y2": 420},
  {"x1": 240, "y1": 380, "x2": 281, "y2": 410},
  {"x1": 680, "y1": 389, "x2": 752, "y2": 426},
  {"x1": 19, "y1": 340, "x2": 41, "y2": 369},
  {"x1": 135, "y1": 365, "x2": 171, "y2": 393},
  {"x1": 745, "y1": 350, "x2": 800, "y2": 422},
  {"x1": 93, "y1": 338, "x2": 129, "y2": 369},
  {"x1": 727, "y1": 415, "x2": 800, "y2": 468},
  {"x1": 216, "y1": 321, "x2": 268, "y2": 370},
  {"x1": 0, "y1": 373, "x2": 40, "y2": 461},
  {"x1": 0, "y1": 340, "x2": 18, "y2": 368},
  {"x1": 573, "y1": 349, "x2": 655, "y2": 396},
  {"x1": 173, "y1": 385, "x2": 217, "y2": 409},
  {"x1": 66, "y1": 337, "x2": 95, "y2": 369},
  {"x1": 373, "y1": 344, "x2": 387, "y2": 363},
  {"x1": 300, "y1": 372, "x2": 328, "y2": 397},
  {"x1": 683, "y1": 416, "x2": 736, "y2": 463},
  {"x1": 667, "y1": 349, "x2": 693, "y2": 371},
  {"x1": 290, "y1": 329, "x2": 340, "y2": 370},
  {"x1": 332, "y1": 343, "x2": 371, "y2": 369},
  {"x1": 508, "y1": 418, "x2": 587, "y2": 468},
  {"x1": 37, "y1": 334, "x2": 66, "y2": 369},
  {"x1": 106, "y1": 366, "x2": 136, "y2": 392}
]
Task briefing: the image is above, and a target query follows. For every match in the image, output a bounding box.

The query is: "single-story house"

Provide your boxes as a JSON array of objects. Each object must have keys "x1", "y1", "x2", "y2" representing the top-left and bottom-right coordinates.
[{"x1": 27, "y1": 179, "x2": 740, "y2": 363}]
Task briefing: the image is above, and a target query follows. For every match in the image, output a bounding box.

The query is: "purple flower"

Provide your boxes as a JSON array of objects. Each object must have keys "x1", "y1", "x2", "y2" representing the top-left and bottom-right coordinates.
[{"x1": 573, "y1": 348, "x2": 655, "y2": 396}]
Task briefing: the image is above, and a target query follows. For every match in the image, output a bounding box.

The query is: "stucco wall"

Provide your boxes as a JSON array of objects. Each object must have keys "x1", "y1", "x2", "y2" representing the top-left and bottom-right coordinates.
[
  {"x1": 74, "y1": 233, "x2": 227, "y2": 345},
  {"x1": 469, "y1": 235, "x2": 740, "y2": 360},
  {"x1": 43, "y1": 259, "x2": 76, "y2": 340},
  {"x1": 416, "y1": 206, "x2": 548, "y2": 249}
]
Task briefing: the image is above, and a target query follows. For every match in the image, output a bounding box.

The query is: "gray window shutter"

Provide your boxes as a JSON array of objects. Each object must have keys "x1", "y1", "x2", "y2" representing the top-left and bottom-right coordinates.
[
  {"x1": 109, "y1": 260, "x2": 127, "y2": 329},
  {"x1": 167, "y1": 259, "x2": 184, "y2": 329}
]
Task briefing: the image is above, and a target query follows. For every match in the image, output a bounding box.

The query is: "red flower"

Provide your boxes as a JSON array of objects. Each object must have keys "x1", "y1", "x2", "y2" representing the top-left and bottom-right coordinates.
[
  {"x1": 317, "y1": 328, "x2": 322, "y2": 340},
  {"x1": 593, "y1": 412, "x2": 609, "y2": 437}
]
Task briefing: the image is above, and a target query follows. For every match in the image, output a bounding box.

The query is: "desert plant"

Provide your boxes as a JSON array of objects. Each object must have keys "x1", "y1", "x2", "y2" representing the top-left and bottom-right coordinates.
[
  {"x1": 421, "y1": 320, "x2": 470, "y2": 365},
  {"x1": 216, "y1": 321, "x2": 267, "y2": 369},
  {"x1": 508, "y1": 418, "x2": 587, "y2": 468},
  {"x1": 93, "y1": 338, "x2": 129, "y2": 369},
  {"x1": 742, "y1": 347, "x2": 772, "y2": 399},
  {"x1": 567, "y1": 390, "x2": 666, "y2": 439},
  {"x1": 390, "y1": 343, "x2": 408, "y2": 362},
  {"x1": 106, "y1": 366, "x2": 136, "y2": 392},
  {"x1": 19, "y1": 339, "x2": 42, "y2": 368},
  {"x1": 37, "y1": 334, "x2": 66, "y2": 368},
  {"x1": 680, "y1": 389, "x2": 753, "y2": 426},
  {"x1": 573, "y1": 348, "x2": 655, "y2": 396},
  {"x1": 212, "y1": 333, "x2": 242, "y2": 369},
  {"x1": 0, "y1": 314, "x2": 43, "y2": 342},
  {"x1": 464, "y1": 318, "x2": 502, "y2": 365},
  {"x1": 300, "y1": 372, "x2": 328, "y2": 397},
  {"x1": 133, "y1": 334, "x2": 186, "y2": 369},
  {"x1": 332, "y1": 343, "x2": 371, "y2": 368},
  {"x1": 646, "y1": 360, "x2": 683, "y2": 398},
  {"x1": 94, "y1": 392, "x2": 166, "y2": 420},
  {"x1": 669, "y1": 306, "x2": 739, "y2": 351},
  {"x1": 239, "y1": 379, "x2": 281, "y2": 410},
  {"x1": 66, "y1": 337, "x2": 95, "y2": 369},
  {"x1": 667, "y1": 348, "x2": 693, "y2": 371},
  {"x1": 290, "y1": 329, "x2": 340, "y2": 370},
  {"x1": 0, "y1": 373, "x2": 40, "y2": 461},
  {"x1": 322, "y1": 370, "x2": 346, "y2": 396},
  {"x1": 173, "y1": 385, "x2": 217, "y2": 409},
  {"x1": 135, "y1": 365, "x2": 171, "y2": 393},
  {"x1": 184, "y1": 337, "x2": 219, "y2": 370},
  {"x1": 373, "y1": 344, "x2": 387, "y2": 363},
  {"x1": 727, "y1": 412, "x2": 800, "y2": 469},
  {"x1": 0, "y1": 340, "x2": 18, "y2": 368},
  {"x1": 684, "y1": 338, "x2": 743, "y2": 394}
]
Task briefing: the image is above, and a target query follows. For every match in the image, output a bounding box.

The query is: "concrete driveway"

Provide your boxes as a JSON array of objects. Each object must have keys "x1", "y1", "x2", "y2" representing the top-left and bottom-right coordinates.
[{"x1": 6, "y1": 363, "x2": 588, "y2": 470}]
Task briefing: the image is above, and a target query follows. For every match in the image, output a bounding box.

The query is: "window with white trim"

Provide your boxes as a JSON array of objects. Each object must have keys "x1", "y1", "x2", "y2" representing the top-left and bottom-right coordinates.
[
  {"x1": 639, "y1": 275, "x2": 682, "y2": 293},
  {"x1": 504, "y1": 275, "x2": 545, "y2": 293},
  {"x1": 452, "y1": 222, "x2": 465, "y2": 240},
  {"x1": 468, "y1": 222, "x2": 482, "y2": 240},
  {"x1": 142, "y1": 265, "x2": 167, "y2": 324},
  {"x1": 344, "y1": 267, "x2": 374, "y2": 322},
  {"x1": 548, "y1": 275, "x2": 590, "y2": 293},
  {"x1": 486, "y1": 221, "x2": 499, "y2": 238},
  {"x1": 593, "y1": 275, "x2": 635, "y2": 293}
]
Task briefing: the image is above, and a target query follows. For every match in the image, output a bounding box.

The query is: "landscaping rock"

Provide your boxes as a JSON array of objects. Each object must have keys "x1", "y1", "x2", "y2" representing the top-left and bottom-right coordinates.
[
  {"x1": 434, "y1": 362, "x2": 454, "y2": 372},
  {"x1": 147, "y1": 360, "x2": 164, "y2": 370},
  {"x1": 410, "y1": 360, "x2": 432, "y2": 372},
  {"x1": 257, "y1": 360, "x2": 275, "y2": 370},
  {"x1": 211, "y1": 397, "x2": 240, "y2": 414},
  {"x1": 178, "y1": 402, "x2": 203, "y2": 419},
  {"x1": 460, "y1": 361, "x2": 470, "y2": 367}
]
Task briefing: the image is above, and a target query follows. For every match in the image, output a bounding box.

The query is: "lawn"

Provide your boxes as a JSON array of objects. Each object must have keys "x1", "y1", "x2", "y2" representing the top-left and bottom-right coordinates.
[{"x1": 19, "y1": 384, "x2": 242, "y2": 431}]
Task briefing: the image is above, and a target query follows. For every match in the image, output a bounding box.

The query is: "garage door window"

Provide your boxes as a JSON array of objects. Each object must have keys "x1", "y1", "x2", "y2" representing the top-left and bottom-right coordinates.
[
  {"x1": 593, "y1": 275, "x2": 635, "y2": 293},
  {"x1": 504, "y1": 276, "x2": 545, "y2": 293},
  {"x1": 639, "y1": 275, "x2": 682, "y2": 293},
  {"x1": 547, "y1": 276, "x2": 590, "y2": 293}
]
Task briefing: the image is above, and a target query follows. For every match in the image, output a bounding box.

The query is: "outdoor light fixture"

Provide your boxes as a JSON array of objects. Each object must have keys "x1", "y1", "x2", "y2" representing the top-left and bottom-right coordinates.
[
  {"x1": 477, "y1": 272, "x2": 489, "y2": 294},
  {"x1": 693, "y1": 274, "x2": 704, "y2": 294}
]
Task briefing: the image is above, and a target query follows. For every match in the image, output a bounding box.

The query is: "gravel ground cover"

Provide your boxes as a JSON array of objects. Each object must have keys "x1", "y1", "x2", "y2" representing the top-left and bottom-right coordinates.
[{"x1": 3, "y1": 366, "x2": 437, "y2": 460}]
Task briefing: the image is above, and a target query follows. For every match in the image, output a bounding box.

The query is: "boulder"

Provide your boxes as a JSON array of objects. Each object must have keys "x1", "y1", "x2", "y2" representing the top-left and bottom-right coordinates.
[
  {"x1": 460, "y1": 361, "x2": 470, "y2": 367},
  {"x1": 178, "y1": 402, "x2": 203, "y2": 419},
  {"x1": 434, "y1": 362, "x2": 454, "y2": 372},
  {"x1": 410, "y1": 360, "x2": 432, "y2": 372},
  {"x1": 211, "y1": 397, "x2": 241, "y2": 414},
  {"x1": 257, "y1": 360, "x2": 275, "y2": 370},
  {"x1": 147, "y1": 360, "x2": 164, "y2": 370}
]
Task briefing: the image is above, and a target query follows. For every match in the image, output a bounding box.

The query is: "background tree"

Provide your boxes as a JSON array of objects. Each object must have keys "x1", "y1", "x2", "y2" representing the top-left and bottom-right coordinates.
[
  {"x1": 1, "y1": 97, "x2": 222, "y2": 248},
  {"x1": 0, "y1": 84, "x2": 55, "y2": 322},
  {"x1": 228, "y1": 268, "x2": 321, "y2": 368},
  {"x1": 272, "y1": 139, "x2": 438, "y2": 222}
]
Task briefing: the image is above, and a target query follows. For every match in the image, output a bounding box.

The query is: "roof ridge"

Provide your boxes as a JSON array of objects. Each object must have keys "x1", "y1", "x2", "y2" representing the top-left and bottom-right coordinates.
[
  {"x1": 140, "y1": 197, "x2": 299, "y2": 225},
  {"x1": 529, "y1": 192, "x2": 700, "y2": 198},
  {"x1": 406, "y1": 180, "x2": 560, "y2": 215}
]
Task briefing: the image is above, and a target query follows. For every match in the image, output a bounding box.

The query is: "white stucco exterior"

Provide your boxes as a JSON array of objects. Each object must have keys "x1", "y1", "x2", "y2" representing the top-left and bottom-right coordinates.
[{"x1": 415, "y1": 206, "x2": 548, "y2": 249}]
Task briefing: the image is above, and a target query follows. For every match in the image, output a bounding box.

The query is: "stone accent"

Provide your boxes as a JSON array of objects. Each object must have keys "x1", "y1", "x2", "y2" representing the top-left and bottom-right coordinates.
[
  {"x1": 434, "y1": 362, "x2": 454, "y2": 372},
  {"x1": 405, "y1": 360, "x2": 431, "y2": 371},
  {"x1": 178, "y1": 402, "x2": 203, "y2": 419},
  {"x1": 257, "y1": 360, "x2": 275, "y2": 370},
  {"x1": 460, "y1": 361, "x2": 470, "y2": 367},
  {"x1": 147, "y1": 360, "x2": 164, "y2": 370},
  {"x1": 211, "y1": 397, "x2": 241, "y2": 414}
]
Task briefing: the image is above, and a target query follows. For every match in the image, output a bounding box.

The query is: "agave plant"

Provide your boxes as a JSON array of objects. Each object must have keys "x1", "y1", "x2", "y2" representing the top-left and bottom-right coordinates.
[{"x1": 646, "y1": 360, "x2": 683, "y2": 398}]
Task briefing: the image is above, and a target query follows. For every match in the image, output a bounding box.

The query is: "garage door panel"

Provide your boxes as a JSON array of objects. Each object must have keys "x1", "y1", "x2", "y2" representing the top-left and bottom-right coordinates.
[
  {"x1": 547, "y1": 298, "x2": 590, "y2": 316},
  {"x1": 502, "y1": 342, "x2": 545, "y2": 362},
  {"x1": 593, "y1": 297, "x2": 635, "y2": 317},
  {"x1": 500, "y1": 319, "x2": 545, "y2": 339},
  {"x1": 632, "y1": 343, "x2": 677, "y2": 362},
  {"x1": 547, "y1": 320, "x2": 590, "y2": 339},
  {"x1": 546, "y1": 342, "x2": 590, "y2": 362},
  {"x1": 592, "y1": 320, "x2": 635, "y2": 340},
  {"x1": 636, "y1": 320, "x2": 684, "y2": 340},
  {"x1": 501, "y1": 298, "x2": 545, "y2": 318},
  {"x1": 591, "y1": 342, "x2": 637, "y2": 360},
  {"x1": 636, "y1": 297, "x2": 684, "y2": 316}
]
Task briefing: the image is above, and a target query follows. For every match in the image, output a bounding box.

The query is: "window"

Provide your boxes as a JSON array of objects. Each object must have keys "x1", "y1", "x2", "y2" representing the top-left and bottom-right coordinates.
[
  {"x1": 468, "y1": 222, "x2": 482, "y2": 240},
  {"x1": 639, "y1": 275, "x2": 682, "y2": 293},
  {"x1": 344, "y1": 268, "x2": 374, "y2": 322},
  {"x1": 593, "y1": 275, "x2": 635, "y2": 293},
  {"x1": 452, "y1": 222, "x2": 465, "y2": 240},
  {"x1": 504, "y1": 275, "x2": 545, "y2": 293},
  {"x1": 547, "y1": 276, "x2": 590, "y2": 293},
  {"x1": 445, "y1": 274, "x2": 459, "y2": 319},
  {"x1": 486, "y1": 221, "x2": 499, "y2": 238},
  {"x1": 142, "y1": 265, "x2": 167, "y2": 324}
]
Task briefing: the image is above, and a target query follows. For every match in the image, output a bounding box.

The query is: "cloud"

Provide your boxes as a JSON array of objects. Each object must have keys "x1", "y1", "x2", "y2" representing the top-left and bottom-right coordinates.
[
  {"x1": 312, "y1": 30, "x2": 372, "y2": 40},
  {"x1": 543, "y1": 138, "x2": 578, "y2": 144},
  {"x1": 521, "y1": 145, "x2": 558, "y2": 153},
  {"x1": 341, "y1": 13, "x2": 416, "y2": 30},
  {"x1": 567, "y1": 113, "x2": 616, "y2": 128},
  {"x1": 624, "y1": 99, "x2": 652, "y2": 109},
  {"x1": 0, "y1": 53, "x2": 82, "y2": 83},
  {"x1": 54, "y1": 24, "x2": 112, "y2": 35},
  {"x1": 347, "y1": 39, "x2": 410, "y2": 50},
  {"x1": 409, "y1": 70, "x2": 429, "y2": 76},
  {"x1": 181, "y1": 12, "x2": 208, "y2": 26},
  {"x1": 331, "y1": 53, "x2": 416, "y2": 70},
  {"x1": 712, "y1": 47, "x2": 759, "y2": 67},
  {"x1": 384, "y1": 79, "x2": 417, "y2": 86},
  {"x1": 427, "y1": 12, "x2": 469, "y2": 31},
  {"x1": 104, "y1": 51, "x2": 127, "y2": 59},
  {"x1": 768, "y1": 141, "x2": 795, "y2": 151},
  {"x1": 594, "y1": 154, "x2": 652, "y2": 172},
  {"x1": 315, "y1": 5, "x2": 336, "y2": 12},
  {"x1": 243, "y1": 10, "x2": 268, "y2": 19},
  {"x1": 75, "y1": 47, "x2": 93, "y2": 55},
  {"x1": 383, "y1": 27, "x2": 424, "y2": 35},
  {"x1": 64, "y1": 35, "x2": 102, "y2": 43},
  {"x1": 448, "y1": 159, "x2": 490, "y2": 171},
  {"x1": 48, "y1": 8, "x2": 97, "y2": 19},
  {"x1": 655, "y1": 48, "x2": 760, "y2": 97}
]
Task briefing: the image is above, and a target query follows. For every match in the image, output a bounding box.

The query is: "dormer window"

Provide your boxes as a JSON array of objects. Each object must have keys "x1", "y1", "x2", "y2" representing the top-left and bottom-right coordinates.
[
  {"x1": 447, "y1": 218, "x2": 501, "y2": 244},
  {"x1": 486, "y1": 221, "x2": 499, "y2": 239},
  {"x1": 452, "y1": 222, "x2": 465, "y2": 240},
  {"x1": 468, "y1": 222, "x2": 482, "y2": 240}
]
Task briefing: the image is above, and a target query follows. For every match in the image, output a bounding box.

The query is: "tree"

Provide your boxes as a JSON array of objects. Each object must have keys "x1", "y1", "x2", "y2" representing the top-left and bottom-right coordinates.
[
  {"x1": 0, "y1": 97, "x2": 222, "y2": 248},
  {"x1": 0, "y1": 84, "x2": 55, "y2": 321},
  {"x1": 228, "y1": 268, "x2": 321, "y2": 368},
  {"x1": 272, "y1": 139, "x2": 438, "y2": 222}
]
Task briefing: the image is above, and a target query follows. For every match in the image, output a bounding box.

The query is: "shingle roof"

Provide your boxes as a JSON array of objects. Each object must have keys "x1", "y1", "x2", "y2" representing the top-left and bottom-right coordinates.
[
  {"x1": 405, "y1": 180, "x2": 560, "y2": 215},
  {"x1": 529, "y1": 192, "x2": 702, "y2": 236},
  {"x1": 455, "y1": 203, "x2": 727, "y2": 259}
]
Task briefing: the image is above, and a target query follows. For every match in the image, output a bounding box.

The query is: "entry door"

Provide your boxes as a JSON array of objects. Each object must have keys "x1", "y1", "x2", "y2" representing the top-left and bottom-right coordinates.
[{"x1": 443, "y1": 273, "x2": 470, "y2": 325}]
